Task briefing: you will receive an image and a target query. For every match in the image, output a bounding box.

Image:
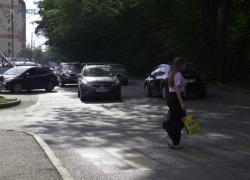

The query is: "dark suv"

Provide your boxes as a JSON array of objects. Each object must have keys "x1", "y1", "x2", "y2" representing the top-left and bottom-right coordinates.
[
  {"x1": 144, "y1": 63, "x2": 206, "y2": 99},
  {"x1": 57, "y1": 62, "x2": 82, "y2": 87}
]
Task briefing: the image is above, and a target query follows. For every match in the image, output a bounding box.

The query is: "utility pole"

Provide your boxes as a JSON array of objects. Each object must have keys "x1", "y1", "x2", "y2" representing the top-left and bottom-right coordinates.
[{"x1": 11, "y1": 0, "x2": 14, "y2": 61}]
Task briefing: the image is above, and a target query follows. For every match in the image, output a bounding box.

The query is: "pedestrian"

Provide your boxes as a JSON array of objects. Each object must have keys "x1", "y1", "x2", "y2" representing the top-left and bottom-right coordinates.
[{"x1": 163, "y1": 57, "x2": 187, "y2": 148}]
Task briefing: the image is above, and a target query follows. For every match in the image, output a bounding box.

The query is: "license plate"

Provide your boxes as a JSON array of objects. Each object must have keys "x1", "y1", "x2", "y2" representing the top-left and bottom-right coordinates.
[
  {"x1": 96, "y1": 89, "x2": 109, "y2": 92},
  {"x1": 186, "y1": 79, "x2": 195, "y2": 83}
]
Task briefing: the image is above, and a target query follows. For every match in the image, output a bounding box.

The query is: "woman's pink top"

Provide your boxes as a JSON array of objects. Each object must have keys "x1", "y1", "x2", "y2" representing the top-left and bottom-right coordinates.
[{"x1": 169, "y1": 72, "x2": 187, "y2": 93}]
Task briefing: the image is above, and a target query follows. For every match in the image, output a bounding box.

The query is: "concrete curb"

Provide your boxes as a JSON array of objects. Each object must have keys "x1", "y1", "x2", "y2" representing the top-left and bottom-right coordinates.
[
  {"x1": 25, "y1": 131, "x2": 75, "y2": 180},
  {"x1": 0, "y1": 99, "x2": 21, "y2": 109}
]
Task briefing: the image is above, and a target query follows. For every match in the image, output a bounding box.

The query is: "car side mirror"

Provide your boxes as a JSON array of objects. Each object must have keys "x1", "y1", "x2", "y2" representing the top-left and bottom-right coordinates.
[{"x1": 76, "y1": 74, "x2": 81, "y2": 77}]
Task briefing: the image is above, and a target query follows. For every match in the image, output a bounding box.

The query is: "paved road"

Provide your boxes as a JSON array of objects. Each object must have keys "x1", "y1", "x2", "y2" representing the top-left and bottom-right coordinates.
[{"x1": 0, "y1": 80, "x2": 250, "y2": 180}]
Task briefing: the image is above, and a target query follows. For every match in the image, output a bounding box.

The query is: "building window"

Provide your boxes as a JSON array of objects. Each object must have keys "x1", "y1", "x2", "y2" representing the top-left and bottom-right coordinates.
[
  {"x1": 8, "y1": 19, "x2": 11, "y2": 24},
  {"x1": 8, "y1": 50, "x2": 12, "y2": 54},
  {"x1": 8, "y1": 35, "x2": 11, "y2": 39},
  {"x1": 22, "y1": 21, "x2": 25, "y2": 26},
  {"x1": 22, "y1": 35, "x2": 25, "y2": 40},
  {"x1": 8, "y1": 27, "x2": 11, "y2": 32},
  {"x1": 8, "y1": 42, "x2": 11, "y2": 46},
  {"x1": 8, "y1": 4, "x2": 12, "y2": 8},
  {"x1": 22, "y1": 43, "x2": 25, "y2": 48},
  {"x1": 22, "y1": 28, "x2": 25, "y2": 32},
  {"x1": 22, "y1": 13, "x2": 25, "y2": 18}
]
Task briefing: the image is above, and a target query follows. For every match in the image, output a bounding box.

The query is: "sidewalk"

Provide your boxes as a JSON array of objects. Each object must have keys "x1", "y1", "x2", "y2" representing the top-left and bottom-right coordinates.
[{"x1": 0, "y1": 130, "x2": 72, "y2": 180}]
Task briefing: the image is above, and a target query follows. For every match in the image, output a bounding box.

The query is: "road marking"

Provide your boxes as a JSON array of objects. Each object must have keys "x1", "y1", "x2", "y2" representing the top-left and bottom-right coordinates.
[
  {"x1": 84, "y1": 136, "x2": 167, "y2": 171},
  {"x1": 191, "y1": 134, "x2": 250, "y2": 155},
  {"x1": 173, "y1": 149, "x2": 232, "y2": 167}
]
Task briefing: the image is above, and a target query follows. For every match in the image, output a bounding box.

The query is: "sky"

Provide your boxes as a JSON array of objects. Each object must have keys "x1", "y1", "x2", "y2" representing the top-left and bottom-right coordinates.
[{"x1": 23, "y1": 0, "x2": 47, "y2": 50}]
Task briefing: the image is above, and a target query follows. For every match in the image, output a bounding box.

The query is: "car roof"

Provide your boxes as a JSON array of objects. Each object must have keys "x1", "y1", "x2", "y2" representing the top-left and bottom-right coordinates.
[
  {"x1": 60, "y1": 62, "x2": 80, "y2": 64},
  {"x1": 85, "y1": 65, "x2": 111, "y2": 68}
]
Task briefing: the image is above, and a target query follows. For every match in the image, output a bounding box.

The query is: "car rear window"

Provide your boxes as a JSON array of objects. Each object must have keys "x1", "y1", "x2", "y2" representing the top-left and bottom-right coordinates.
[
  {"x1": 110, "y1": 65, "x2": 124, "y2": 69},
  {"x1": 184, "y1": 65, "x2": 200, "y2": 73},
  {"x1": 84, "y1": 67, "x2": 115, "y2": 77}
]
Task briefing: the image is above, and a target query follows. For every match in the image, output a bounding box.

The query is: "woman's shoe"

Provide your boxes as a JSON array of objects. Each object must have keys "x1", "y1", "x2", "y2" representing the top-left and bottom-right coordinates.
[{"x1": 163, "y1": 136, "x2": 174, "y2": 147}]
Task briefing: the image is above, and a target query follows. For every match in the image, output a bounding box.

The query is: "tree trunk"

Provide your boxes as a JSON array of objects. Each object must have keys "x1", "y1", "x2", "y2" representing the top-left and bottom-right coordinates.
[{"x1": 220, "y1": 0, "x2": 230, "y2": 84}]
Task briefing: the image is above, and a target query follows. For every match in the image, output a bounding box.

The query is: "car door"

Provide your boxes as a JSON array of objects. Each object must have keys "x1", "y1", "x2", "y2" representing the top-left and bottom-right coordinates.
[
  {"x1": 148, "y1": 65, "x2": 161, "y2": 92},
  {"x1": 22, "y1": 68, "x2": 38, "y2": 89},
  {"x1": 34, "y1": 68, "x2": 51, "y2": 89},
  {"x1": 155, "y1": 66, "x2": 167, "y2": 92}
]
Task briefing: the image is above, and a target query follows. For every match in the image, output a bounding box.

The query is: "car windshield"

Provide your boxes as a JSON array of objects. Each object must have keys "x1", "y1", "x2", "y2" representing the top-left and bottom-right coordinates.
[
  {"x1": 84, "y1": 67, "x2": 115, "y2": 77},
  {"x1": 3, "y1": 67, "x2": 29, "y2": 76},
  {"x1": 62, "y1": 64, "x2": 82, "y2": 70}
]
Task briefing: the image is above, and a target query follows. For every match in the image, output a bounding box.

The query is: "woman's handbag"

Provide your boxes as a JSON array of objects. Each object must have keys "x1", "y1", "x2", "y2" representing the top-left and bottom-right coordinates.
[{"x1": 182, "y1": 112, "x2": 200, "y2": 135}]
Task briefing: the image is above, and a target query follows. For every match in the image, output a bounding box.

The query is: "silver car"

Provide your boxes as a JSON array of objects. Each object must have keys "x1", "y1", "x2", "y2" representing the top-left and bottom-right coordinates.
[
  {"x1": 77, "y1": 65, "x2": 121, "y2": 101},
  {"x1": 110, "y1": 64, "x2": 129, "y2": 85}
]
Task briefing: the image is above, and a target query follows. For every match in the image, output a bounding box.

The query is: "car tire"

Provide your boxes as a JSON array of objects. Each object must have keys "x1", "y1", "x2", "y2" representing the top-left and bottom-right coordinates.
[
  {"x1": 197, "y1": 91, "x2": 206, "y2": 99},
  {"x1": 46, "y1": 81, "x2": 54, "y2": 91},
  {"x1": 12, "y1": 83, "x2": 22, "y2": 93},
  {"x1": 60, "y1": 78, "x2": 65, "y2": 87},
  {"x1": 115, "y1": 93, "x2": 121, "y2": 100},
  {"x1": 145, "y1": 83, "x2": 152, "y2": 97},
  {"x1": 78, "y1": 88, "x2": 80, "y2": 97},
  {"x1": 80, "y1": 88, "x2": 86, "y2": 101},
  {"x1": 161, "y1": 85, "x2": 168, "y2": 100}
]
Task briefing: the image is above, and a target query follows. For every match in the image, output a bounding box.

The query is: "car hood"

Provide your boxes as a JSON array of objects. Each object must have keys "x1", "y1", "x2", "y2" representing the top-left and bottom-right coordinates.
[
  {"x1": 65, "y1": 69, "x2": 81, "y2": 74},
  {"x1": 85, "y1": 77, "x2": 116, "y2": 83}
]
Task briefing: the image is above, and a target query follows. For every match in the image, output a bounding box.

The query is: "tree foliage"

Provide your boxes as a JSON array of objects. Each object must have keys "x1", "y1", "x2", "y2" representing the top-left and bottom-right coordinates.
[{"x1": 36, "y1": 0, "x2": 250, "y2": 83}]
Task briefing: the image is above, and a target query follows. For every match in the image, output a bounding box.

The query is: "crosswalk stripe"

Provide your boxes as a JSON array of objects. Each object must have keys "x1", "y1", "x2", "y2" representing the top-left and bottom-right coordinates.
[
  {"x1": 173, "y1": 149, "x2": 232, "y2": 167},
  {"x1": 84, "y1": 136, "x2": 167, "y2": 170},
  {"x1": 190, "y1": 134, "x2": 250, "y2": 155}
]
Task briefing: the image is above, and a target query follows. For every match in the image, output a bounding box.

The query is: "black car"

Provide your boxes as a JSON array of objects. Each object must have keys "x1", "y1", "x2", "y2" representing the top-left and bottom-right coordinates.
[
  {"x1": 144, "y1": 63, "x2": 206, "y2": 99},
  {"x1": 57, "y1": 62, "x2": 82, "y2": 87},
  {"x1": 2, "y1": 66, "x2": 59, "y2": 93},
  {"x1": 77, "y1": 65, "x2": 121, "y2": 101}
]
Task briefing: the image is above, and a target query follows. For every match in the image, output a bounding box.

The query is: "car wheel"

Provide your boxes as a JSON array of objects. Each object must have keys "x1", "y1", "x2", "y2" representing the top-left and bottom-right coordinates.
[
  {"x1": 60, "y1": 78, "x2": 65, "y2": 87},
  {"x1": 80, "y1": 88, "x2": 86, "y2": 101},
  {"x1": 78, "y1": 88, "x2": 80, "y2": 97},
  {"x1": 197, "y1": 92, "x2": 206, "y2": 99},
  {"x1": 12, "y1": 83, "x2": 22, "y2": 93},
  {"x1": 161, "y1": 85, "x2": 168, "y2": 100},
  {"x1": 115, "y1": 93, "x2": 121, "y2": 100},
  {"x1": 46, "y1": 81, "x2": 54, "y2": 91},
  {"x1": 145, "y1": 83, "x2": 152, "y2": 97}
]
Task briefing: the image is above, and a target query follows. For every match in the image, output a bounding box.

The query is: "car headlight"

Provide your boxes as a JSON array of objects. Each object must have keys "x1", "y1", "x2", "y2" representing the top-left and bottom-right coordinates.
[
  {"x1": 81, "y1": 80, "x2": 91, "y2": 87},
  {"x1": 112, "y1": 79, "x2": 120, "y2": 86}
]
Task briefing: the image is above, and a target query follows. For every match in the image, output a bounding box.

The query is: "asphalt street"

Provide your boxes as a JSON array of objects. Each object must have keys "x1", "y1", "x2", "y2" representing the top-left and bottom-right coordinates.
[{"x1": 0, "y1": 80, "x2": 250, "y2": 180}]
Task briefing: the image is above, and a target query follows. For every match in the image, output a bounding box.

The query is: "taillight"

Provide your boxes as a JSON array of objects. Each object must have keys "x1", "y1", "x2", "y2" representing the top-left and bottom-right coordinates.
[
  {"x1": 125, "y1": 70, "x2": 128, "y2": 75},
  {"x1": 166, "y1": 76, "x2": 169, "y2": 81},
  {"x1": 0, "y1": 77, "x2": 2, "y2": 82},
  {"x1": 200, "y1": 75, "x2": 205, "y2": 80}
]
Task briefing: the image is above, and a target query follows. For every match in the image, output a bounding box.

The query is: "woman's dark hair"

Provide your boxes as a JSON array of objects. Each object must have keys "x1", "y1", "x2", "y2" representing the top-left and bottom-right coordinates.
[{"x1": 168, "y1": 57, "x2": 186, "y2": 88}]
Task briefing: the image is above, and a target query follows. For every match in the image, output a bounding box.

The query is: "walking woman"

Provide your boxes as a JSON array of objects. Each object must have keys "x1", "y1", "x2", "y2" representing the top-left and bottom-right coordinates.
[{"x1": 163, "y1": 57, "x2": 187, "y2": 148}]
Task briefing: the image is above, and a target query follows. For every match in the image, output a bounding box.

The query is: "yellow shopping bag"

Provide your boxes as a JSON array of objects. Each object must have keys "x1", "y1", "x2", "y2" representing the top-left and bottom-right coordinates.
[{"x1": 182, "y1": 113, "x2": 200, "y2": 135}]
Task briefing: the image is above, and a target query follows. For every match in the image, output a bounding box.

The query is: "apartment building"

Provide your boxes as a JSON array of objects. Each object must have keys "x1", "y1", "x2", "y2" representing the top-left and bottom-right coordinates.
[{"x1": 0, "y1": 0, "x2": 26, "y2": 58}]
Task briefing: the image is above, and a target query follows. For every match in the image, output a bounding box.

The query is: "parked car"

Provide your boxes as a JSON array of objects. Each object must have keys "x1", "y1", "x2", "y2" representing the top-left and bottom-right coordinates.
[
  {"x1": 2, "y1": 66, "x2": 59, "y2": 93},
  {"x1": 144, "y1": 63, "x2": 206, "y2": 99},
  {"x1": 57, "y1": 62, "x2": 82, "y2": 87},
  {"x1": 0, "y1": 75, "x2": 4, "y2": 92},
  {"x1": 110, "y1": 64, "x2": 129, "y2": 85},
  {"x1": 77, "y1": 65, "x2": 121, "y2": 101}
]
